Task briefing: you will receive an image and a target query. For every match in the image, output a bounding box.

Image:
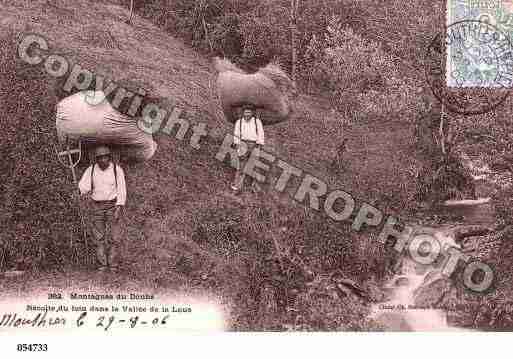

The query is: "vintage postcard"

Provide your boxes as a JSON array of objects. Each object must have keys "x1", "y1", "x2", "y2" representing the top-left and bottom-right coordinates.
[{"x1": 1, "y1": 0, "x2": 513, "y2": 356}]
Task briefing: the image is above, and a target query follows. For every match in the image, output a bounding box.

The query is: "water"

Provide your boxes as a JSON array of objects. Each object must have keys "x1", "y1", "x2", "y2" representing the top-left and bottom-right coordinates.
[
  {"x1": 371, "y1": 230, "x2": 463, "y2": 331},
  {"x1": 370, "y1": 153, "x2": 503, "y2": 330}
]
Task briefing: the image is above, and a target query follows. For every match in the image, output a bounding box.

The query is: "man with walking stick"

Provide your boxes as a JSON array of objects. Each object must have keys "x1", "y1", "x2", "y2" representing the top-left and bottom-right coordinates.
[{"x1": 78, "y1": 145, "x2": 127, "y2": 271}]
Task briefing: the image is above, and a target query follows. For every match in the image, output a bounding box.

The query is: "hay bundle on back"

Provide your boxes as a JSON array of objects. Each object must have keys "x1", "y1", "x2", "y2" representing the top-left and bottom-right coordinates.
[
  {"x1": 56, "y1": 90, "x2": 157, "y2": 162},
  {"x1": 214, "y1": 57, "x2": 294, "y2": 125}
]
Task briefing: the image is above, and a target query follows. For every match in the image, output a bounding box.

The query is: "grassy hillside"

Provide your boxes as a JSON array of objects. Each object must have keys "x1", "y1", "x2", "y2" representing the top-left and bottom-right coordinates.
[{"x1": 3, "y1": 0, "x2": 494, "y2": 330}]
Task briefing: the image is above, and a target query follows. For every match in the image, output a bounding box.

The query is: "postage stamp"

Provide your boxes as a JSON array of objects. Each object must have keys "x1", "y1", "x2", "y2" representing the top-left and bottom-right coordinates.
[
  {"x1": 446, "y1": 0, "x2": 513, "y2": 88},
  {"x1": 425, "y1": 18, "x2": 513, "y2": 114},
  {"x1": 426, "y1": 2, "x2": 513, "y2": 115}
]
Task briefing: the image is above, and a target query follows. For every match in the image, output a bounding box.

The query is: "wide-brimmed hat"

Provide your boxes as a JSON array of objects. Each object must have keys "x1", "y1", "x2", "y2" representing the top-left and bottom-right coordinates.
[
  {"x1": 95, "y1": 145, "x2": 111, "y2": 157},
  {"x1": 241, "y1": 103, "x2": 256, "y2": 111}
]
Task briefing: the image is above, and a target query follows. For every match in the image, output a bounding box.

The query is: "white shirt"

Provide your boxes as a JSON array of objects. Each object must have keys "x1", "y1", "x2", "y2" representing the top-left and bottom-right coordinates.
[
  {"x1": 233, "y1": 117, "x2": 265, "y2": 145},
  {"x1": 78, "y1": 163, "x2": 127, "y2": 206}
]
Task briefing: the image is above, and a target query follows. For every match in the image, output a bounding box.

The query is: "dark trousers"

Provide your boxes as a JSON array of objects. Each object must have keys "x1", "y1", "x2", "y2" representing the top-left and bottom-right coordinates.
[
  {"x1": 88, "y1": 198, "x2": 119, "y2": 267},
  {"x1": 233, "y1": 141, "x2": 261, "y2": 191}
]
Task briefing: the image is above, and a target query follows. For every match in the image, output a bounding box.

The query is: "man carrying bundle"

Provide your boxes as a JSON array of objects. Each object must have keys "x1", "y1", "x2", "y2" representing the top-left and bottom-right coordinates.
[
  {"x1": 232, "y1": 104, "x2": 265, "y2": 193},
  {"x1": 78, "y1": 145, "x2": 127, "y2": 271}
]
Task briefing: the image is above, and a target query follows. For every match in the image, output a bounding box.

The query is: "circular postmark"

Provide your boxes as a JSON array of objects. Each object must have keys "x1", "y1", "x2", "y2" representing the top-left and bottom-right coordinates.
[{"x1": 425, "y1": 20, "x2": 513, "y2": 115}]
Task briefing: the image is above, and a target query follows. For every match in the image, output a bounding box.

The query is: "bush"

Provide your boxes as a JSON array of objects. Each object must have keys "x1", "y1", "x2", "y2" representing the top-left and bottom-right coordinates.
[
  {"x1": 306, "y1": 19, "x2": 420, "y2": 120},
  {"x1": 127, "y1": 0, "x2": 253, "y2": 60}
]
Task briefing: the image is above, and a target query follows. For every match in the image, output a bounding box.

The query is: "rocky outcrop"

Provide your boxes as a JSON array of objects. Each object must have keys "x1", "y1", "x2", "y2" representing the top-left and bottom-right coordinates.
[{"x1": 414, "y1": 277, "x2": 454, "y2": 309}]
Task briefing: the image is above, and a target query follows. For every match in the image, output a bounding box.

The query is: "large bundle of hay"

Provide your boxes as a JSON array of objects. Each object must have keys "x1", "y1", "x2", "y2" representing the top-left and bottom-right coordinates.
[
  {"x1": 56, "y1": 91, "x2": 157, "y2": 161},
  {"x1": 214, "y1": 57, "x2": 294, "y2": 125}
]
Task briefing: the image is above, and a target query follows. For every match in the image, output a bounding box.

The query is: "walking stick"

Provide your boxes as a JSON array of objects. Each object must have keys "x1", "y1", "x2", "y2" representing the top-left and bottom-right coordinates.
[{"x1": 54, "y1": 137, "x2": 89, "y2": 254}]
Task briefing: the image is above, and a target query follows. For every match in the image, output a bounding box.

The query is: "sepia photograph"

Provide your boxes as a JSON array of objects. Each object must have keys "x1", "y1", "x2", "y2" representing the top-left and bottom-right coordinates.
[{"x1": 1, "y1": 0, "x2": 513, "y2": 354}]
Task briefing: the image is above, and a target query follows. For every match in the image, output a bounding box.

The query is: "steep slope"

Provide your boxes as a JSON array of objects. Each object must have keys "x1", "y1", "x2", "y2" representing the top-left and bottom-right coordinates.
[{"x1": 0, "y1": 0, "x2": 421, "y2": 330}]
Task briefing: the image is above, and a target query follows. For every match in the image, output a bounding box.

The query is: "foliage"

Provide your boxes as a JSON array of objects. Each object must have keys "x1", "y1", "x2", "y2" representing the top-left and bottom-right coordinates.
[
  {"x1": 125, "y1": 0, "x2": 430, "y2": 130},
  {"x1": 291, "y1": 275, "x2": 383, "y2": 331},
  {"x1": 188, "y1": 197, "x2": 395, "y2": 330},
  {"x1": 307, "y1": 19, "x2": 418, "y2": 119}
]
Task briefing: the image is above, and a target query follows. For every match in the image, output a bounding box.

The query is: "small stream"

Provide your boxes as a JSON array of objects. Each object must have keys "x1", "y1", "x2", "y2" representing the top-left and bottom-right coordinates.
[
  {"x1": 369, "y1": 155, "x2": 504, "y2": 331},
  {"x1": 370, "y1": 228, "x2": 465, "y2": 331},
  {"x1": 370, "y1": 199, "x2": 495, "y2": 330}
]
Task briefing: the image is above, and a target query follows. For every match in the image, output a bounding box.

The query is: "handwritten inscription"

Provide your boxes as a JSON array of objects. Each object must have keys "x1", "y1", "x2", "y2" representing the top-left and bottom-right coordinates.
[
  {"x1": 0, "y1": 310, "x2": 191, "y2": 331},
  {"x1": 0, "y1": 292, "x2": 195, "y2": 331},
  {"x1": 76, "y1": 311, "x2": 171, "y2": 331},
  {"x1": 0, "y1": 312, "x2": 66, "y2": 328},
  {"x1": 1, "y1": 302, "x2": 193, "y2": 331}
]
